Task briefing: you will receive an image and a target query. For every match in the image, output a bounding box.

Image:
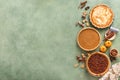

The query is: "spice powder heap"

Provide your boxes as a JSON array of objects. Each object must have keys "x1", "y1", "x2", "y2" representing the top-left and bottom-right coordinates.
[{"x1": 88, "y1": 53, "x2": 109, "y2": 74}]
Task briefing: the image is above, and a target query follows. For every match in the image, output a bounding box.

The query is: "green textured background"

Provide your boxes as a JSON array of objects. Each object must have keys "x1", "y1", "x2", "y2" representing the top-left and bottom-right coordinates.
[{"x1": 0, "y1": 0, "x2": 120, "y2": 80}]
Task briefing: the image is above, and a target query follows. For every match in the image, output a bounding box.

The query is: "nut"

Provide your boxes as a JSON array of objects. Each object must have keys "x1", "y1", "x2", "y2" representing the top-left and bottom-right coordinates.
[
  {"x1": 74, "y1": 63, "x2": 79, "y2": 68},
  {"x1": 83, "y1": 11, "x2": 87, "y2": 15},
  {"x1": 76, "y1": 54, "x2": 86, "y2": 63},
  {"x1": 87, "y1": 53, "x2": 91, "y2": 57},
  {"x1": 86, "y1": 22, "x2": 90, "y2": 27},
  {"x1": 110, "y1": 49, "x2": 118, "y2": 57},
  {"x1": 82, "y1": 19, "x2": 88, "y2": 23},
  {"x1": 76, "y1": 56, "x2": 83, "y2": 62},
  {"x1": 75, "y1": 21, "x2": 84, "y2": 28},
  {"x1": 80, "y1": 64, "x2": 85, "y2": 68},
  {"x1": 81, "y1": 53, "x2": 86, "y2": 58},
  {"x1": 82, "y1": 12, "x2": 87, "y2": 19}
]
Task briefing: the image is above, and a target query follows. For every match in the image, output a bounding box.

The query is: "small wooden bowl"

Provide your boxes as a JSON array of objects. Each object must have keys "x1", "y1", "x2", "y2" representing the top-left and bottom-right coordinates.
[
  {"x1": 77, "y1": 27, "x2": 101, "y2": 51},
  {"x1": 86, "y1": 52, "x2": 111, "y2": 77}
]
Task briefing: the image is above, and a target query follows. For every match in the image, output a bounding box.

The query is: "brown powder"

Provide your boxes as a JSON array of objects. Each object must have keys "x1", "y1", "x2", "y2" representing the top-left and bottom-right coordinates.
[
  {"x1": 88, "y1": 53, "x2": 108, "y2": 74},
  {"x1": 78, "y1": 29, "x2": 100, "y2": 50}
]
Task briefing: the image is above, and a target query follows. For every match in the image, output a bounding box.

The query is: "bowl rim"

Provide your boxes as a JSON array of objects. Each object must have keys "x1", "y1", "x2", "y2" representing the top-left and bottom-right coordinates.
[
  {"x1": 77, "y1": 27, "x2": 101, "y2": 51},
  {"x1": 89, "y1": 4, "x2": 114, "y2": 28}
]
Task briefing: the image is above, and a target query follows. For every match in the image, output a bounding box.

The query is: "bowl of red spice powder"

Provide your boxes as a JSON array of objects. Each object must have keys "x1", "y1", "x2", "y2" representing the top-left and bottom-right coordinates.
[{"x1": 86, "y1": 52, "x2": 111, "y2": 77}]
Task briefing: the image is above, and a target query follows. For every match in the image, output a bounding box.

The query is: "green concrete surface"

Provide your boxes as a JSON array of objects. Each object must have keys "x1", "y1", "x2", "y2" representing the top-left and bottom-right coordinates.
[{"x1": 0, "y1": 0, "x2": 120, "y2": 80}]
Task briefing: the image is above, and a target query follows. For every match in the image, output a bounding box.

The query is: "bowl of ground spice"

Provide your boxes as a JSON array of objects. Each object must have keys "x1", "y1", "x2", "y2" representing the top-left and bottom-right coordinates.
[{"x1": 86, "y1": 52, "x2": 111, "y2": 77}]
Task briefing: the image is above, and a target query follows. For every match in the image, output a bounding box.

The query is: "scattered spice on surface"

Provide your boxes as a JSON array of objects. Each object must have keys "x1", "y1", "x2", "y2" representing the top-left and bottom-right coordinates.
[
  {"x1": 80, "y1": 4, "x2": 86, "y2": 9},
  {"x1": 82, "y1": 11, "x2": 87, "y2": 19},
  {"x1": 82, "y1": 19, "x2": 88, "y2": 23},
  {"x1": 86, "y1": 53, "x2": 91, "y2": 57},
  {"x1": 76, "y1": 56, "x2": 83, "y2": 62},
  {"x1": 86, "y1": 22, "x2": 90, "y2": 27},
  {"x1": 85, "y1": 6, "x2": 90, "y2": 10},
  {"x1": 75, "y1": 21, "x2": 84, "y2": 28},
  {"x1": 80, "y1": 64, "x2": 85, "y2": 68},
  {"x1": 82, "y1": 53, "x2": 86, "y2": 58},
  {"x1": 78, "y1": 0, "x2": 87, "y2": 9},
  {"x1": 76, "y1": 54, "x2": 86, "y2": 63},
  {"x1": 80, "y1": 0, "x2": 87, "y2": 5},
  {"x1": 74, "y1": 63, "x2": 79, "y2": 68},
  {"x1": 81, "y1": 54, "x2": 86, "y2": 61},
  {"x1": 88, "y1": 53, "x2": 109, "y2": 74}
]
